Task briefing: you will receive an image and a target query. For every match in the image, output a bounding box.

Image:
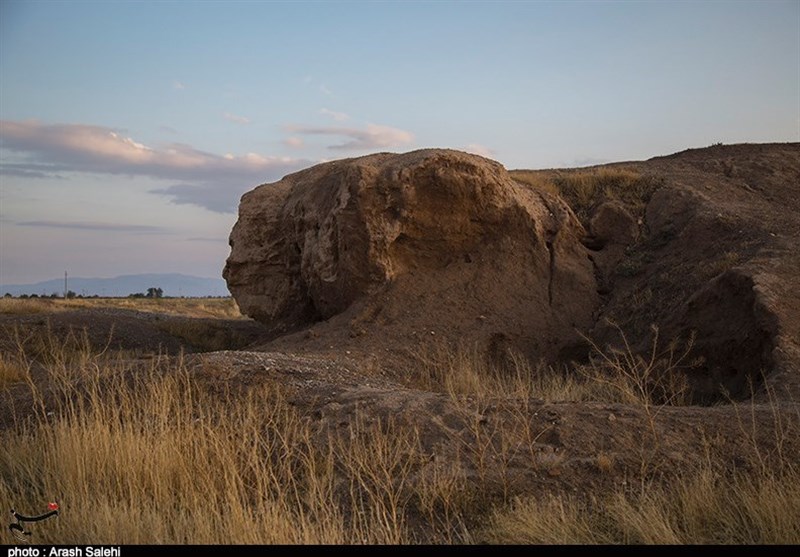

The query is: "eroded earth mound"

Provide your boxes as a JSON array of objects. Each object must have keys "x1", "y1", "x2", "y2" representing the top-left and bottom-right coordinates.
[
  {"x1": 225, "y1": 143, "x2": 800, "y2": 403},
  {"x1": 591, "y1": 143, "x2": 800, "y2": 401},
  {"x1": 224, "y1": 149, "x2": 599, "y2": 365}
]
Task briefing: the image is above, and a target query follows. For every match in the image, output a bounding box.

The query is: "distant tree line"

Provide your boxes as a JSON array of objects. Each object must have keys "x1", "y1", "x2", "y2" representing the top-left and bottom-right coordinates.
[
  {"x1": 5, "y1": 292, "x2": 96, "y2": 299},
  {"x1": 128, "y1": 287, "x2": 164, "y2": 299},
  {"x1": 3, "y1": 289, "x2": 230, "y2": 299},
  {"x1": 3, "y1": 288, "x2": 164, "y2": 299}
]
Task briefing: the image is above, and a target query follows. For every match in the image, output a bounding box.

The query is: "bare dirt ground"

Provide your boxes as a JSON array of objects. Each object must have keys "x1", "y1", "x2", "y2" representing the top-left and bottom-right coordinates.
[{"x1": 2, "y1": 143, "x2": 799, "y2": 542}]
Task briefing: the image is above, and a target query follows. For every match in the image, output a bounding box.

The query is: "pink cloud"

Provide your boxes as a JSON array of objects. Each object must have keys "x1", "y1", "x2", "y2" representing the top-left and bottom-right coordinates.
[
  {"x1": 0, "y1": 120, "x2": 310, "y2": 212},
  {"x1": 285, "y1": 123, "x2": 414, "y2": 151}
]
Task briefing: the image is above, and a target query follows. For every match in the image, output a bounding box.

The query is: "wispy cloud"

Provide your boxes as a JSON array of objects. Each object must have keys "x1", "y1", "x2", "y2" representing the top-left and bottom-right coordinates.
[
  {"x1": 463, "y1": 143, "x2": 496, "y2": 158},
  {"x1": 286, "y1": 123, "x2": 414, "y2": 151},
  {"x1": 284, "y1": 136, "x2": 304, "y2": 149},
  {"x1": 320, "y1": 108, "x2": 349, "y2": 122},
  {"x1": 0, "y1": 163, "x2": 69, "y2": 179},
  {"x1": 223, "y1": 112, "x2": 250, "y2": 125},
  {"x1": 150, "y1": 182, "x2": 254, "y2": 213},
  {"x1": 173, "y1": 80, "x2": 186, "y2": 90},
  {"x1": 16, "y1": 220, "x2": 168, "y2": 233},
  {"x1": 302, "y1": 76, "x2": 334, "y2": 98},
  {"x1": 0, "y1": 120, "x2": 310, "y2": 213}
]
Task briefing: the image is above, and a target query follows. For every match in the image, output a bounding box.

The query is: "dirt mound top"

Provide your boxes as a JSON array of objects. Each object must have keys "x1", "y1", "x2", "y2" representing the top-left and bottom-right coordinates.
[{"x1": 224, "y1": 149, "x2": 598, "y2": 364}]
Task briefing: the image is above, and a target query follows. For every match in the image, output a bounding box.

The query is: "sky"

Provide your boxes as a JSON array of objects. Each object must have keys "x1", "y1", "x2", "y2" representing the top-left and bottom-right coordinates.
[{"x1": 1, "y1": 0, "x2": 798, "y2": 286}]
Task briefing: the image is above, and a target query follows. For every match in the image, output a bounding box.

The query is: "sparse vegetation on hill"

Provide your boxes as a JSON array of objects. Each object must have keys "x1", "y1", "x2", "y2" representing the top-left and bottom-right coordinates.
[
  {"x1": 510, "y1": 166, "x2": 662, "y2": 224},
  {"x1": 407, "y1": 323, "x2": 696, "y2": 410}
]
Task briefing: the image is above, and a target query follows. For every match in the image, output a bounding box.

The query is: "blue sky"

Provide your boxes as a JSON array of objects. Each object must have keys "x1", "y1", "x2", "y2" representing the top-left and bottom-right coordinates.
[{"x1": 1, "y1": 0, "x2": 798, "y2": 286}]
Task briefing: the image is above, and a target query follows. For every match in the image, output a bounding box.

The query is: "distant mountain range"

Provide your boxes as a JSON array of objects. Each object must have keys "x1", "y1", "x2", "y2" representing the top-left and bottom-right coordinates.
[{"x1": 1, "y1": 273, "x2": 230, "y2": 298}]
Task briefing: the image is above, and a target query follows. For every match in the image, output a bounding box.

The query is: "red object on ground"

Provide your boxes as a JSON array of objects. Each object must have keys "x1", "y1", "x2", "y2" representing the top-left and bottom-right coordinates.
[{"x1": 47, "y1": 502, "x2": 59, "y2": 511}]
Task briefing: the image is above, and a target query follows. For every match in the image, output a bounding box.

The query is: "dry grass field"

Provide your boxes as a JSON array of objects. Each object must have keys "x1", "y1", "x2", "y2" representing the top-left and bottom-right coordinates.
[{"x1": 1, "y1": 298, "x2": 798, "y2": 544}]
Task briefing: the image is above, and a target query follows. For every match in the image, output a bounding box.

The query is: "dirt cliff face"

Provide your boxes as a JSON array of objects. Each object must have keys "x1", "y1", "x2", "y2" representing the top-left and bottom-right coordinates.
[
  {"x1": 224, "y1": 149, "x2": 599, "y2": 363},
  {"x1": 565, "y1": 143, "x2": 800, "y2": 402}
]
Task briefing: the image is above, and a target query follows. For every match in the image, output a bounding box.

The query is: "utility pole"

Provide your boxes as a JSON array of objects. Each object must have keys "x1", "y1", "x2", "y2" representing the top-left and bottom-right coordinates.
[{"x1": 64, "y1": 271, "x2": 68, "y2": 299}]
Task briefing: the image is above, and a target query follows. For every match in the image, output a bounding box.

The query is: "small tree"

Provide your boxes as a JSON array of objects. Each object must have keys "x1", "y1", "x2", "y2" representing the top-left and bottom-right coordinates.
[
  {"x1": 146, "y1": 287, "x2": 164, "y2": 299},
  {"x1": 66, "y1": 290, "x2": 77, "y2": 299}
]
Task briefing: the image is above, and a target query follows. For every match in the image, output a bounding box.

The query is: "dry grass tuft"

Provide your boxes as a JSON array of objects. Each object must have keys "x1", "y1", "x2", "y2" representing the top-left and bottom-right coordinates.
[
  {"x1": 576, "y1": 322, "x2": 697, "y2": 409},
  {"x1": 0, "y1": 350, "x2": 28, "y2": 388},
  {"x1": 482, "y1": 463, "x2": 800, "y2": 544},
  {"x1": 406, "y1": 340, "x2": 603, "y2": 404},
  {"x1": 511, "y1": 166, "x2": 662, "y2": 225},
  {"x1": 406, "y1": 333, "x2": 694, "y2": 407},
  {"x1": 0, "y1": 329, "x2": 474, "y2": 544}
]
